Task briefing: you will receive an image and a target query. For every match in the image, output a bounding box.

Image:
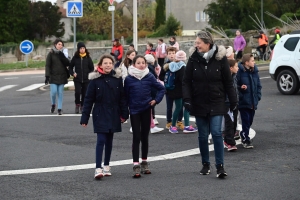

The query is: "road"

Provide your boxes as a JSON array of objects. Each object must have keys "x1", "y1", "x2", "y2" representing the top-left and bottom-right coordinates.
[{"x1": 0, "y1": 69, "x2": 299, "y2": 200}]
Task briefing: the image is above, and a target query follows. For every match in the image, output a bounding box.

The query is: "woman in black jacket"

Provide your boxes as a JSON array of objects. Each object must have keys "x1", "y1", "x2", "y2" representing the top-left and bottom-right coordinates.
[
  {"x1": 182, "y1": 31, "x2": 237, "y2": 178},
  {"x1": 69, "y1": 42, "x2": 95, "y2": 113}
]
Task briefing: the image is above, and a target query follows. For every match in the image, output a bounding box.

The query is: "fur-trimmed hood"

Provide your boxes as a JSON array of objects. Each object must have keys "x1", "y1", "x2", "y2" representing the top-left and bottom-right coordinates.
[
  {"x1": 190, "y1": 45, "x2": 227, "y2": 61},
  {"x1": 88, "y1": 67, "x2": 122, "y2": 80}
]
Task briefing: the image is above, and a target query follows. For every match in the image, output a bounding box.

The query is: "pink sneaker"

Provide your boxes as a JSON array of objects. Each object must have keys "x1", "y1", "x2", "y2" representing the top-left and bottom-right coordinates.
[
  {"x1": 169, "y1": 126, "x2": 178, "y2": 134},
  {"x1": 183, "y1": 125, "x2": 198, "y2": 133}
]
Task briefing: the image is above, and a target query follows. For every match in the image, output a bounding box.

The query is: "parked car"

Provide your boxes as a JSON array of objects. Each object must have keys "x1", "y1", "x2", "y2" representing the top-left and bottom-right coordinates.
[{"x1": 269, "y1": 30, "x2": 300, "y2": 95}]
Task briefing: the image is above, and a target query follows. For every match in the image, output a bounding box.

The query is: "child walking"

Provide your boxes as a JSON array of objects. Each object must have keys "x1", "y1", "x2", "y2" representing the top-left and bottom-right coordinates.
[
  {"x1": 124, "y1": 55, "x2": 165, "y2": 178},
  {"x1": 164, "y1": 50, "x2": 197, "y2": 134},
  {"x1": 80, "y1": 55, "x2": 129, "y2": 179},
  {"x1": 223, "y1": 59, "x2": 239, "y2": 151}
]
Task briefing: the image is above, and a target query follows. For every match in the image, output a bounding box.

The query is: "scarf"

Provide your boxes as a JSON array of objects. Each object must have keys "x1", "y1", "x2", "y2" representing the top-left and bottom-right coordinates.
[
  {"x1": 128, "y1": 65, "x2": 149, "y2": 80},
  {"x1": 198, "y1": 44, "x2": 217, "y2": 62},
  {"x1": 169, "y1": 61, "x2": 185, "y2": 72},
  {"x1": 52, "y1": 47, "x2": 61, "y2": 54},
  {"x1": 79, "y1": 53, "x2": 86, "y2": 57},
  {"x1": 169, "y1": 41, "x2": 175, "y2": 46}
]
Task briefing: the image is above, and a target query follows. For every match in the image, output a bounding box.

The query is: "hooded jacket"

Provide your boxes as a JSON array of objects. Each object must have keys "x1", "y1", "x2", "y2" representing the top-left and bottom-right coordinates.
[
  {"x1": 163, "y1": 61, "x2": 186, "y2": 99},
  {"x1": 69, "y1": 52, "x2": 94, "y2": 83},
  {"x1": 80, "y1": 68, "x2": 129, "y2": 133},
  {"x1": 236, "y1": 62, "x2": 262, "y2": 110},
  {"x1": 182, "y1": 45, "x2": 237, "y2": 117}
]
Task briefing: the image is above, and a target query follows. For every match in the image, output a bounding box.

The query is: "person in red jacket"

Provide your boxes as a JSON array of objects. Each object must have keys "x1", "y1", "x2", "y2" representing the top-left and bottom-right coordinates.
[{"x1": 111, "y1": 38, "x2": 124, "y2": 68}]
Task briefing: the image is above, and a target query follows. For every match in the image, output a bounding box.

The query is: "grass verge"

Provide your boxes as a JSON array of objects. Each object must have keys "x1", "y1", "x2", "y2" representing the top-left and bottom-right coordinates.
[{"x1": 0, "y1": 61, "x2": 45, "y2": 71}]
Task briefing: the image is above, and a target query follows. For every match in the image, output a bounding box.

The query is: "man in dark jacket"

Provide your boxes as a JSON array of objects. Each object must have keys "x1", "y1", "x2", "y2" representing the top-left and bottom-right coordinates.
[
  {"x1": 236, "y1": 54, "x2": 262, "y2": 149},
  {"x1": 182, "y1": 31, "x2": 237, "y2": 178}
]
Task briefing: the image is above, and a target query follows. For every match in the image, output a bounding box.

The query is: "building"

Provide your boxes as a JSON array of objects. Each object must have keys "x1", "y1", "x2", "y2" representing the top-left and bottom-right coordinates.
[{"x1": 166, "y1": 0, "x2": 214, "y2": 36}]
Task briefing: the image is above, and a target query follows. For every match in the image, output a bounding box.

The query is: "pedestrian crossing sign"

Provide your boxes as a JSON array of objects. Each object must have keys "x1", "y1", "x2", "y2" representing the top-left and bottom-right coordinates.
[{"x1": 67, "y1": 1, "x2": 83, "y2": 17}]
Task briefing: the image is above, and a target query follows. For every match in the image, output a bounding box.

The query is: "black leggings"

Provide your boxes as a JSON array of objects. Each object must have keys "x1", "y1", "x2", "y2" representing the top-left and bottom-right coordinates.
[
  {"x1": 130, "y1": 108, "x2": 151, "y2": 162},
  {"x1": 74, "y1": 81, "x2": 89, "y2": 106}
]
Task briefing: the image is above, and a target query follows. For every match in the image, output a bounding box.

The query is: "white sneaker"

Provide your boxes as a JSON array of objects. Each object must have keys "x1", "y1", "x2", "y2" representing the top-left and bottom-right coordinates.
[
  {"x1": 103, "y1": 165, "x2": 112, "y2": 176},
  {"x1": 153, "y1": 118, "x2": 159, "y2": 125},
  {"x1": 94, "y1": 168, "x2": 104, "y2": 179},
  {"x1": 130, "y1": 127, "x2": 132, "y2": 133},
  {"x1": 123, "y1": 120, "x2": 128, "y2": 123},
  {"x1": 151, "y1": 126, "x2": 164, "y2": 133}
]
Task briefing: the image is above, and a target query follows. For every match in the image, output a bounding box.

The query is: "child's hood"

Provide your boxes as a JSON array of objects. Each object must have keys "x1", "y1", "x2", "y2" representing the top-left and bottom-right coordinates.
[{"x1": 88, "y1": 67, "x2": 122, "y2": 80}]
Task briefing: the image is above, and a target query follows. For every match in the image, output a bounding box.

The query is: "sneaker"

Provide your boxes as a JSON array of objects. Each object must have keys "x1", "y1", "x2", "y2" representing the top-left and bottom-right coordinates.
[
  {"x1": 140, "y1": 161, "x2": 151, "y2": 174},
  {"x1": 57, "y1": 109, "x2": 62, "y2": 115},
  {"x1": 50, "y1": 104, "x2": 55, "y2": 113},
  {"x1": 227, "y1": 144, "x2": 237, "y2": 152},
  {"x1": 94, "y1": 168, "x2": 104, "y2": 179},
  {"x1": 165, "y1": 122, "x2": 172, "y2": 129},
  {"x1": 123, "y1": 120, "x2": 128, "y2": 124},
  {"x1": 103, "y1": 165, "x2": 112, "y2": 176},
  {"x1": 153, "y1": 118, "x2": 159, "y2": 125},
  {"x1": 176, "y1": 121, "x2": 184, "y2": 130},
  {"x1": 169, "y1": 126, "x2": 178, "y2": 134},
  {"x1": 243, "y1": 141, "x2": 254, "y2": 149},
  {"x1": 183, "y1": 125, "x2": 198, "y2": 133},
  {"x1": 216, "y1": 164, "x2": 227, "y2": 178},
  {"x1": 75, "y1": 104, "x2": 80, "y2": 114},
  {"x1": 150, "y1": 126, "x2": 164, "y2": 133},
  {"x1": 133, "y1": 165, "x2": 141, "y2": 178},
  {"x1": 200, "y1": 163, "x2": 210, "y2": 175},
  {"x1": 234, "y1": 130, "x2": 240, "y2": 140}
]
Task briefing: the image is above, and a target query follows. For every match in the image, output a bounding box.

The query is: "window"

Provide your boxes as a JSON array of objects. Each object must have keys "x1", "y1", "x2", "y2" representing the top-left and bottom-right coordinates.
[
  {"x1": 284, "y1": 37, "x2": 300, "y2": 51},
  {"x1": 196, "y1": 11, "x2": 200, "y2": 22},
  {"x1": 201, "y1": 11, "x2": 206, "y2": 21}
]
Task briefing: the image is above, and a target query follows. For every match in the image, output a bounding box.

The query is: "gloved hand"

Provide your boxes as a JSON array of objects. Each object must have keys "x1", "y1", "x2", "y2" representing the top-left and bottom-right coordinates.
[
  {"x1": 184, "y1": 102, "x2": 192, "y2": 113},
  {"x1": 230, "y1": 104, "x2": 237, "y2": 112},
  {"x1": 45, "y1": 76, "x2": 49, "y2": 85}
]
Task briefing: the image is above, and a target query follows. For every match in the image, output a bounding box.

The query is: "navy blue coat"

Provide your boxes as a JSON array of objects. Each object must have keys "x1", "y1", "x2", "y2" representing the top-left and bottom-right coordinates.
[
  {"x1": 236, "y1": 62, "x2": 262, "y2": 110},
  {"x1": 80, "y1": 69, "x2": 129, "y2": 133},
  {"x1": 124, "y1": 72, "x2": 165, "y2": 115}
]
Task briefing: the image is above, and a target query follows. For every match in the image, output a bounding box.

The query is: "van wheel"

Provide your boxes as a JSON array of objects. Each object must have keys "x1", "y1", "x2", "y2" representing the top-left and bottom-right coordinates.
[{"x1": 276, "y1": 70, "x2": 300, "y2": 95}]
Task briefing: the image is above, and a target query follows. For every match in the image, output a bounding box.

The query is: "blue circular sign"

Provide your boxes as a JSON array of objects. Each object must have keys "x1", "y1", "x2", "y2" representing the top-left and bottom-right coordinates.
[{"x1": 20, "y1": 40, "x2": 34, "y2": 54}]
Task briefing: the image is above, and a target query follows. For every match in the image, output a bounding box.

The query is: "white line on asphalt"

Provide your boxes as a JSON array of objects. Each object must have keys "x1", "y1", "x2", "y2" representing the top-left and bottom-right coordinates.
[
  {"x1": 0, "y1": 85, "x2": 17, "y2": 92},
  {"x1": 30, "y1": 76, "x2": 44, "y2": 78},
  {"x1": 4, "y1": 77, "x2": 18, "y2": 79},
  {"x1": 17, "y1": 83, "x2": 45, "y2": 91},
  {"x1": 0, "y1": 115, "x2": 255, "y2": 176},
  {"x1": 260, "y1": 77, "x2": 271, "y2": 79}
]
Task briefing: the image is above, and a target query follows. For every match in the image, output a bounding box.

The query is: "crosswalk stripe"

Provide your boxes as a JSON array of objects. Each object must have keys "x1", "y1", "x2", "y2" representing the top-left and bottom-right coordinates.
[
  {"x1": 0, "y1": 85, "x2": 17, "y2": 92},
  {"x1": 17, "y1": 83, "x2": 45, "y2": 91}
]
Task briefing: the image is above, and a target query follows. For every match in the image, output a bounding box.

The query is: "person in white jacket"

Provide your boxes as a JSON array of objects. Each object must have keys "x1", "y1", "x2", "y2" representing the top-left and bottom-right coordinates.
[{"x1": 119, "y1": 50, "x2": 136, "y2": 82}]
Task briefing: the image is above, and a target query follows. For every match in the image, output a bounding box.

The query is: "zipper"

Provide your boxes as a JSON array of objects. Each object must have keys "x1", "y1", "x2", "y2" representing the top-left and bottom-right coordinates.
[{"x1": 81, "y1": 57, "x2": 83, "y2": 83}]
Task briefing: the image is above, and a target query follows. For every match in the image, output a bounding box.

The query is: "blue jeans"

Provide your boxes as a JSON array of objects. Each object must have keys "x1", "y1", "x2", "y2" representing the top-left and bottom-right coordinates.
[
  {"x1": 195, "y1": 115, "x2": 224, "y2": 166},
  {"x1": 166, "y1": 95, "x2": 183, "y2": 123},
  {"x1": 96, "y1": 132, "x2": 114, "y2": 168},
  {"x1": 50, "y1": 84, "x2": 64, "y2": 109},
  {"x1": 239, "y1": 108, "x2": 255, "y2": 143}
]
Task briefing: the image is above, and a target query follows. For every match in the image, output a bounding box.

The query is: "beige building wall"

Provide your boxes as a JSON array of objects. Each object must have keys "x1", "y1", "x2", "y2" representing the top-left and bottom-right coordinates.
[{"x1": 166, "y1": 0, "x2": 214, "y2": 36}]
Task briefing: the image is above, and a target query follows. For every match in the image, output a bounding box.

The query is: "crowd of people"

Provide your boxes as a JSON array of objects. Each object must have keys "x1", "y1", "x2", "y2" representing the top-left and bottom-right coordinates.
[{"x1": 45, "y1": 31, "x2": 264, "y2": 180}]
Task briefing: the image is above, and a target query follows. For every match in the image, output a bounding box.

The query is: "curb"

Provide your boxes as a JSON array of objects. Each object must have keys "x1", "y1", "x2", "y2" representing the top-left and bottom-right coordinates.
[{"x1": 0, "y1": 68, "x2": 45, "y2": 73}]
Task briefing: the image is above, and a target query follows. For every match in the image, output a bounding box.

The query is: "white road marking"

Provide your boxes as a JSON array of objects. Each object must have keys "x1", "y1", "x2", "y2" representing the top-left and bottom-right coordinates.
[
  {"x1": 260, "y1": 76, "x2": 271, "y2": 79},
  {"x1": 4, "y1": 77, "x2": 18, "y2": 79},
  {"x1": 17, "y1": 83, "x2": 45, "y2": 91},
  {"x1": 30, "y1": 76, "x2": 44, "y2": 78},
  {"x1": 0, "y1": 85, "x2": 17, "y2": 92},
  {"x1": 0, "y1": 114, "x2": 255, "y2": 176}
]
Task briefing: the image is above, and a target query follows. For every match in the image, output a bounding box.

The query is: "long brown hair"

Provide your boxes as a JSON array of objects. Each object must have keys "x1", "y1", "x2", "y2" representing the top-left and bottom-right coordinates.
[{"x1": 122, "y1": 50, "x2": 136, "y2": 67}]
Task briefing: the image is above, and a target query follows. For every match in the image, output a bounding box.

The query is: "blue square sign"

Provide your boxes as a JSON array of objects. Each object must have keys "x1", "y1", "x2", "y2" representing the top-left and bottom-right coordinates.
[{"x1": 67, "y1": 1, "x2": 83, "y2": 17}]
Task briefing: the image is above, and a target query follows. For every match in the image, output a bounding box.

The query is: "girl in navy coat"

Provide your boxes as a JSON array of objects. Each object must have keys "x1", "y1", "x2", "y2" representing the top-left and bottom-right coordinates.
[
  {"x1": 80, "y1": 55, "x2": 129, "y2": 179},
  {"x1": 124, "y1": 55, "x2": 165, "y2": 178}
]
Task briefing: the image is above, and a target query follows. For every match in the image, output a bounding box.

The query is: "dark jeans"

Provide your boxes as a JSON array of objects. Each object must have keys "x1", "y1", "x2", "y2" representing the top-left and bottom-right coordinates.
[
  {"x1": 239, "y1": 108, "x2": 255, "y2": 144},
  {"x1": 74, "y1": 81, "x2": 89, "y2": 106},
  {"x1": 152, "y1": 105, "x2": 155, "y2": 119},
  {"x1": 256, "y1": 45, "x2": 267, "y2": 58},
  {"x1": 96, "y1": 132, "x2": 114, "y2": 168},
  {"x1": 114, "y1": 60, "x2": 121, "y2": 69},
  {"x1": 130, "y1": 108, "x2": 151, "y2": 162},
  {"x1": 157, "y1": 58, "x2": 165, "y2": 68},
  {"x1": 166, "y1": 94, "x2": 183, "y2": 123},
  {"x1": 223, "y1": 107, "x2": 236, "y2": 145},
  {"x1": 236, "y1": 51, "x2": 243, "y2": 60}
]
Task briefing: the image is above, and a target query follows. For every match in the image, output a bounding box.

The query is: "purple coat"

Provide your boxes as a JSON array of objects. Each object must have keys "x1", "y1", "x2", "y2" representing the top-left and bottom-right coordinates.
[{"x1": 234, "y1": 35, "x2": 246, "y2": 51}]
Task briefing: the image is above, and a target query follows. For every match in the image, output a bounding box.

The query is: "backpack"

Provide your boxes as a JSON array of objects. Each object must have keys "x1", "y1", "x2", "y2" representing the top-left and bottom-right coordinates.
[{"x1": 164, "y1": 70, "x2": 176, "y2": 90}]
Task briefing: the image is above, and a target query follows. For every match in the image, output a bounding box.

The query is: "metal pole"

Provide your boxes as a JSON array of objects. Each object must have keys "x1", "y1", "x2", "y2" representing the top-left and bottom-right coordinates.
[
  {"x1": 112, "y1": 10, "x2": 114, "y2": 40},
  {"x1": 25, "y1": 54, "x2": 28, "y2": 67},
  {"x1": 133, "y1": 0, "x2": 138, "y2": 51},
  {"x1": 73, "y1": 17, "x2": 76, "y2": 55},
  {"x1": 261, "y1": 0, "x2": 263, "y2": 25}
]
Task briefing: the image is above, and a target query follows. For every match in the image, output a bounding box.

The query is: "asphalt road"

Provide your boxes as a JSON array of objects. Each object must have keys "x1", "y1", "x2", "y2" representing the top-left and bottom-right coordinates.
[{"x1": 0, "y1": 69, "x2": 300, "y2": 200}]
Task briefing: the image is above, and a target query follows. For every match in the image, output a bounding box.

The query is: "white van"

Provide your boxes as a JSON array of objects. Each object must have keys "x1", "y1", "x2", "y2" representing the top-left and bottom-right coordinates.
[{"x1": 269, "y1": 30, "x2": 300, "y2": 94}]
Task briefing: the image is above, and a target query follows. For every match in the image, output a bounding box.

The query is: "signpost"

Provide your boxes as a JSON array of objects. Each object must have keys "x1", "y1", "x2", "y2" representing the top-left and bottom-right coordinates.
[
  {"x1": 66, "y1": 1, "x2": 83, "y2": 55},
  {"x1": 109, "y1": 0, "x2": 115, "y2": 41},
  {"x1": 19, "y1": 40, "x2": 34, "y2": 67}
]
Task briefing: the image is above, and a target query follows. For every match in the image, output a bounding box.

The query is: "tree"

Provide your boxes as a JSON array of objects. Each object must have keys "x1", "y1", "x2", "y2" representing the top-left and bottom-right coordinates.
[
  {"x1": 154, "y1": 0, "x2": 166, "y2": 30},
  {"x1": 204, "y1": 0, "x2": 279, "y2": 31},
  {"x1": 29, "y1": 2, "x2": 65, "y2": 41},
  {"x1": 164, "y1": 14, "x2": 181, "y2": 36}
]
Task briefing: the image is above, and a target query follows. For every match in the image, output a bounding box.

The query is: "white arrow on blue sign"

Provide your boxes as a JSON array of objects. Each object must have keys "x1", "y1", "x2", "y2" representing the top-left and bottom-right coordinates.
[
  {"x1": 66, "y1": 1, "x2": 83, "y2": 17},
  {"x1": 20, "y1": 40, "x2": 34, "y2": 54}
]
